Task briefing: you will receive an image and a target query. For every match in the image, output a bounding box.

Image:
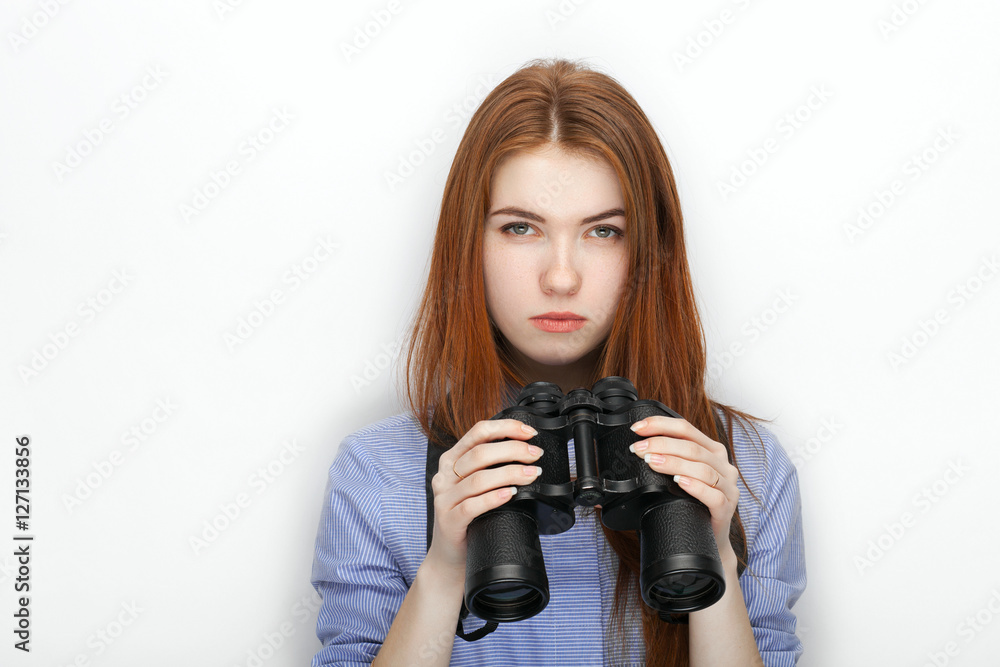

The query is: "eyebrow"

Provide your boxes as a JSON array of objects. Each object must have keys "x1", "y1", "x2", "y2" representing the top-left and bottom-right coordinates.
[{"x1": 488, "y1": 206, "x2": 625, "y2": 225}]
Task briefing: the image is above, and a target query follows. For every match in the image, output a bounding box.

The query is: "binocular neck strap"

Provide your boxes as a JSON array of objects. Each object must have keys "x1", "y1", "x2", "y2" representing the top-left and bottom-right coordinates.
[{"x1": 425, "y1": 421, "x2": 499, "y2": 642}]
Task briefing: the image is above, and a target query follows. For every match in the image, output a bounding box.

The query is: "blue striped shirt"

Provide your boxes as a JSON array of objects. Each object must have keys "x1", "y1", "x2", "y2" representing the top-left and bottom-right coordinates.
[{"x1": 310, "y1": 411, "x2": 806, "y2": 666}]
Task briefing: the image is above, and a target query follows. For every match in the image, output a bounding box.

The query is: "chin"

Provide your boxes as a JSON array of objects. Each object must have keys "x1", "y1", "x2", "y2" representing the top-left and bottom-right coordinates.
[{"x1": 519, "y1": 344, "x2": 596, "y2": 371}]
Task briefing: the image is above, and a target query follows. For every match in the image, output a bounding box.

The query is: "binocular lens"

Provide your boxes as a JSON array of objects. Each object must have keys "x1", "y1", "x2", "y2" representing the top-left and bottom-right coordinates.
[
  {"x1": 468, "y1": 578, "x2": 547, "y2": 620},
  {"x1": 466, "y1": 511, "x2": 550, "y2": 622},
  {"x1": 483, "y1": 582, "x2": 535, "y2": 602},
  {"x1": 649, "y1": 571, "x2": 718, "y2": 603},
  {"x1": 639, "y1": 501, "x2": 726, "y2": 613}
]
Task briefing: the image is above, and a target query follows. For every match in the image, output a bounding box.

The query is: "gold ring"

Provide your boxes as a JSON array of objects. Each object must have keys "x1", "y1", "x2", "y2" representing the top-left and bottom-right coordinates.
[
  {"x1": 453, "y1": 461, "x2": 466, "y2": 481},
  {"x1": 711, "y1": 472, "x2": 720, "y2": 488}
]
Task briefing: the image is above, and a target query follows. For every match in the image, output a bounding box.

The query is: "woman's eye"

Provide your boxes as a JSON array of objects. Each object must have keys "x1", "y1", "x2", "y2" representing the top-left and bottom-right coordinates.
[
  {"x1": 503, "y1": 223, "x2": 534, "y2": 236},
  {"x1": 589, "y1": 225, "x2": 623, "y2": 239}
]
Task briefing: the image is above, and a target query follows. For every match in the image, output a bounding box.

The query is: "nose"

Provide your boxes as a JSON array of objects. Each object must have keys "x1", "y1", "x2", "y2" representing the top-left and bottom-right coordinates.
[{"x1": 539, "y1": 241, "x2": 581, "y2": 296}]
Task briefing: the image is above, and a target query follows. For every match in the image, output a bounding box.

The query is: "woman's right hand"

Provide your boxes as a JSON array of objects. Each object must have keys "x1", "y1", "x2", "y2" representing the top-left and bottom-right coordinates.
[{"x1": 425, "y1": 419, "x2": 544, "y2": 575}]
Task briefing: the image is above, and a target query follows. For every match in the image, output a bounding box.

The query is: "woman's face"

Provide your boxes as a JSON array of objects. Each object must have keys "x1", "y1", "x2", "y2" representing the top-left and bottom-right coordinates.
[{"x1": 483, "y1": 144, "x2": 628, "y2": 388}]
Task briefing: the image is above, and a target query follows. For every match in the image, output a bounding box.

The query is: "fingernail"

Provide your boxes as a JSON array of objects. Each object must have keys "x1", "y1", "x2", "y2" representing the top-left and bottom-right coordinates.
[
  {"x1": 629, "y1": 441, "x2": 648, "y2": 453},
  {"x1": 630, "y1": 420, "x2": 647, "y2": 432},
  {"x1": 674, "y1": 475, "x2": 690, "y2": 486},
  {"x1": 644, "y1": 453, "x2": 664, "y2": 465},
  {"x1": 521, "y1": 424, "x2": 538, "y2": 436},
  {"x1": 528, "y1": 445, "x2": 543, "y2": 457},
  {"x1": 501, "y1": 487, "x2": 517, "y2": 498},
  {"x1": 523, "y1": 465, "x2": 542, "y2": 477}
]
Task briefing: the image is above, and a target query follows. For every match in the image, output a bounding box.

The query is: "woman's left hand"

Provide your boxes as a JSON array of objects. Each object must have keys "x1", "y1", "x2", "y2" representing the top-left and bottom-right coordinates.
[{"x1": 628, "y1": 417, "x2": 739, "y2": 559}]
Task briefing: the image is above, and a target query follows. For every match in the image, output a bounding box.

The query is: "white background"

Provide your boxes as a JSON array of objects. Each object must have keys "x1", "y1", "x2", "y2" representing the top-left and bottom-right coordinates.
[{"x1": 2, "y1": 0, "x2": 998, "y2": 665}]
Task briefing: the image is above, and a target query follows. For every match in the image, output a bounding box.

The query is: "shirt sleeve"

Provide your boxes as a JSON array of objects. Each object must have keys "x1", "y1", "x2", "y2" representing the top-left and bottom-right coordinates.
[
  {"x1": 739, "y1": 427, "x2": 807, "y2": 667},
  {"x1": 310, "y1": 432, "x2": 407, "y2": 667}
]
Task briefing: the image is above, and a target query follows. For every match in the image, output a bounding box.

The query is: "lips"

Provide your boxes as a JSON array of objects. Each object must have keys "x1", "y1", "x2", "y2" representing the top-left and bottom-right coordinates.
[{"x1": 530, "y1": 311, "x2": 586, "y2": 333}]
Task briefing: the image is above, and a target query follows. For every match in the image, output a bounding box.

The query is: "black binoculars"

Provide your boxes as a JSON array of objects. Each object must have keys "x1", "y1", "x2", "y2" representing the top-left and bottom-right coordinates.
[{"x1": 464, "y1": 376, "x2": 726, "y2": 623}]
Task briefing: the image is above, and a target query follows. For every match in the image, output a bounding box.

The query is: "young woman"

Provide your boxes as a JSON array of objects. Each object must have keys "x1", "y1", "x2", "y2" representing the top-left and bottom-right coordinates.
[{"x1": 311, "y1": 58, "x2": 805, "y2": 666}]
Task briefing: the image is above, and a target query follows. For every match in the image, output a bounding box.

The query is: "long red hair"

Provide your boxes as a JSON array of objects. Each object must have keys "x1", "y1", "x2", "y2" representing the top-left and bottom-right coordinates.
[{"x1": 403, "y1": 57, "x2": 763, "y2": 666}]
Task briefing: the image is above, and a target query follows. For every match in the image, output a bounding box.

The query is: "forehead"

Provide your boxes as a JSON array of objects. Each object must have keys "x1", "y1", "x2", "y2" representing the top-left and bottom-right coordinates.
[{"x1": 489, "y1": 146, "x2": 623, "y2": 215}]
